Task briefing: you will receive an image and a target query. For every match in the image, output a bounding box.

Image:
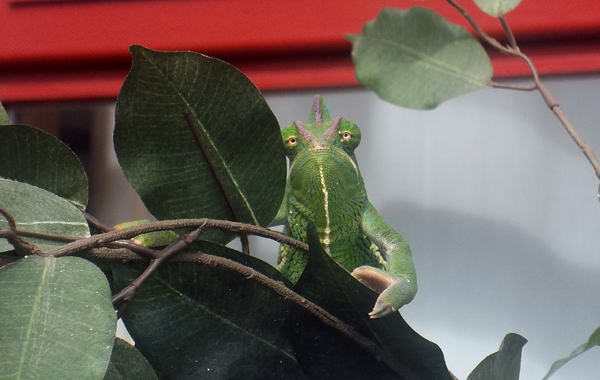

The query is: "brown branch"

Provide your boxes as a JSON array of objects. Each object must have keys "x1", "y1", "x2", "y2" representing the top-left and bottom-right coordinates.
[
  {"x1": 0, "y1": 208, "x2": 38, "y2": 257},
  {"x1": 84, "y1": 212, "x2": 115, "y2": 233},
  {"x1": 498, "y1": 14, "x2": 518, "y2": 51},
  {"x1": 489, "y1": 81, "x2": 537, "y2": 91},
  {"x1": 14, "y1": 229, "x2": 160, "y2": 260},
  {"x1": 446, "y1": 0, "x2": 600, "y2": 180},
  {"x1": 112, "y1": 226, "x2": 207, "y2": 315},
  {"x1": 182, "y1": 106, "x2": 251, "y2": 255},
  {"x1": 42, "y1": 219, "x2": 307, "y2": 258}
]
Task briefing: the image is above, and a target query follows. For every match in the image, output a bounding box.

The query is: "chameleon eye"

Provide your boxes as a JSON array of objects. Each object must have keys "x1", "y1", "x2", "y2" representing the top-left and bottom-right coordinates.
[
  {"x1": 287, "y1": 137, "x2": 298, "y2": 146},
  {"x1": 341, "y1": 131, "x2": 352, "y2": 141}
]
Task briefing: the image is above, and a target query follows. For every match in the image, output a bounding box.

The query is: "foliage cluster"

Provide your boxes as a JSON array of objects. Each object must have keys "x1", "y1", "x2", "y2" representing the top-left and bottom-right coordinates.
[{"x1": 1, "y1": 0, "x2": 598, "y2": 379}]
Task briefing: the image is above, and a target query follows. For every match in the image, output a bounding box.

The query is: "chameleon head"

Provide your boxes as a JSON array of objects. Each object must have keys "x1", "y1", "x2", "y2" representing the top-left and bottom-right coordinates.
[{"x1": 281, "y1": 95, "x2": 362, "y2": 181}]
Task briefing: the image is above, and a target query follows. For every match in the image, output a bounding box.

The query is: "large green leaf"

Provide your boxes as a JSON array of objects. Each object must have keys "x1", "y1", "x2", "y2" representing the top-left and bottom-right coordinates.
[
  {"x1": 114, "y1": 45, "x2": 286, "y2": 243},
  {"x1": 103, "y1": 338, "x2": 158, "y2": 380},
  {"x1": 348, "y1": 7, "x2": 493, "y2": 110},
  {"x1": 542, "y1": 326, "x2": 600, "y2": 380},
  {"x1": 290, "y1": 225, "x2": 452, "y2": 380},
  {"x1": 0, "y1": 124, "x2": 89, "y2": 209},
  {"x1": 0, "y1": 178, "x2": 90, "y2": 252},
  {"x1": 112, "y1": 242, "x2": 306, "y2": 380},
  {"x1": 473, "y1": 0, "x2": 523, "y2": 16},
  {"x1": 0, "y1": 101, "x2": 9, "y2": 125},
  {"x1": 0, "y1": 255, "x2": 116, "y2": 380},
  {"x1": 467, "y1": 333, "x2": 527, "y2": 380}
]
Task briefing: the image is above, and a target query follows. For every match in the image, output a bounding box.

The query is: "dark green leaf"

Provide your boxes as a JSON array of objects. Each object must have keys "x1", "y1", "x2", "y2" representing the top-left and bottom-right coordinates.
[
  {"x1": 0, "y1": 100, "x2": 9, "y2": 125},
  {"x1": 114, "y1": 45, "x2": 286, "y2": 244},
  {"x1": 0, "y1": 178, "x2": 90, "y2": 252},
  {"x1": 104, "y1": 338, "x2": 158, "y2": 380},
  {"x1": 290, "y1": 225, "x2": 452, "y2": 380},
  {"x1": 542, "y1": 326, "x2": 600, "y2": 380},
  {"x1": 349, "y1": 7, "x2": 492, "y2": 110},
  {"x1": 0, "y1": 124, "x2": 89, "y2": 209},
  {"x1": 467, "y1": 333, "x2": 527, "y2": 380},
  {"x1": 112, "y1": 242, "x2": 305, "y2": 380},
  {"x1": 0, "y1": 255, "x2": 116, "y2": 379},
  {"x1": 473, "y1": 0, "x2": 523, "y2": 16}
]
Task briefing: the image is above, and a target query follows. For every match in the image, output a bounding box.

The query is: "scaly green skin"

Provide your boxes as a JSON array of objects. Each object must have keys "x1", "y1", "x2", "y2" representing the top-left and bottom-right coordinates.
[{"x1": 274, "y1": 95, "x2": 417, "y2": 318}]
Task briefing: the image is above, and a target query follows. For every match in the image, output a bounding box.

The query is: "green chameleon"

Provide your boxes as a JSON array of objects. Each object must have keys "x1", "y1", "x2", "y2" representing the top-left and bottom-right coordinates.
[
  {"x1": 273, "y1": 95, "x2": 417, "y2": 319},
  {"x1": 115, "y1": 95, "x2": 417, "y2": 318},
  {"x1": 274, "y1": 95, "x2": 417, "y2": 318}
]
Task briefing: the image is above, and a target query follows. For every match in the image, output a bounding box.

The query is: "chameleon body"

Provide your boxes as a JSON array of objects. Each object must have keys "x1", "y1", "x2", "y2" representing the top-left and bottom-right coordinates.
[{"x1": 274, "y1": 95, "x2": 417, "y2": 318}]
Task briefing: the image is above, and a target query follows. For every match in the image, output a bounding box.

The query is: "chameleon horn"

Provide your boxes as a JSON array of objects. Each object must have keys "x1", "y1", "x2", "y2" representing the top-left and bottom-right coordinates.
[
  {"x1": 294, "y1": 120, "x2": 314, "y2": 142},
  {"x1": 322, "y1": 116, "x2": 342, "y2": 140},
  {"x1": 312, "y1": 95, "x2": 324, "y2": 126}
]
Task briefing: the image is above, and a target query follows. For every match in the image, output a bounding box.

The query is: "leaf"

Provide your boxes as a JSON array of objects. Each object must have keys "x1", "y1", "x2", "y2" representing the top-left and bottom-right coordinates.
[
  {"x1": 0, "y1": 178, "x2": 90, "y2": 252},
  {"x1": 112, "y1": 242, "x2": 306, "y2": 380},
  {"x1": 349, "y1": 7, "x2": 492, "y2": 110},
  {"x1": 467, "y1": 333, "x2": 528, "y2": 380},
  {"x1": 0, "y1": 255, "x2": 116, "y2": 380},
  {"x1": 541, "y1": 326, "x2": 600, "y2": 380},
  {"x1": 0, "y1": 100, "x2": 9, "y2": 125},
  {"x1": 473, "y1": 0, "x2": 523, "y2": 16},
  {"x1": 103, "y1": 338, "x2": 158, "y2": 380},
  {"x1": 0, "y1": 124, "x2": 89, "y2": 209},
  {"x1": 290, "y1": 225, "x2": 453, "y2": 380},
  {"x1": 114, "y1": 45, "x2": 286, "y2": 244}
]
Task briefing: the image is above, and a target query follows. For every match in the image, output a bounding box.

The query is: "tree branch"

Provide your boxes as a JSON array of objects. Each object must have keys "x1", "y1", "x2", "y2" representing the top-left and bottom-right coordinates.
[
  {"x1": 446, "y1": 0, "x2": 600, "y2": 180},
  {"x1": 41, "y1": 218, "x2": 307, "y2": 257},
  {"x1": 0, "y1": 208, "x2": 38, "y2": 257}
]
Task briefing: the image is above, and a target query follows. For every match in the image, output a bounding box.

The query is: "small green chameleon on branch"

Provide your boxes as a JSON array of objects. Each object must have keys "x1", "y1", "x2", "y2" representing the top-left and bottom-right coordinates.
[
  {"x1": 273, "y1": 95, "x2": 417, "y2": 318},
  {"x1": 116, "y1": 95, "x2": 417, "y2": 318}
]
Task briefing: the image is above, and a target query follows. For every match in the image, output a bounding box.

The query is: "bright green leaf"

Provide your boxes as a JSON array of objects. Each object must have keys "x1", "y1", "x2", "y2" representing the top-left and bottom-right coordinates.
[
  {"x1": 467, "y1": 333, "x2": 527, "y2": 380},
  {"x1": 114, "y1": 45, "x2": 286, "y2": 244},
  {"x1": 0, "y1": 101, "x2": 9, "y2": 125},
  {"x1": 349, "y1": 7, "x2": 493, "y2": 110},
  {"x1": 103, "y1": 338, "x2": 158, "y2": 380},
  {"x1": 0, "y1": 124, "x2": 89, "y2": 209},
  {"x1": 0, "y1": 178, "x2": 90, "y2": 252},
  {"x1": 474, "y1": 0, "x2": 523, "y2": 16},
  {"x1": 112, "y1": 242, "x2": 306, "y2": 380},
  {"x1": 290, "y1": 225, "x2": 453, "y2": 380},
  {"x1": 542, "y1": 326, "x2": 600, "y2": 380},
  {"x1": 0, "y1": 255, "x2": 116, "y2": 380}
]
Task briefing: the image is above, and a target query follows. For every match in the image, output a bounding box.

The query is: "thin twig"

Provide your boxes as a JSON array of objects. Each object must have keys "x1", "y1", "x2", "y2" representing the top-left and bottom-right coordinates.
[
  {"x1": 446, "y1": 0, "x2": 600, "y2": 180},
  {"x1": 0, "y1": 229, "x2": 37, "y2": 257},
  {"x1": 0, "y1": 208, "x2": 37, "y2": 257},
  {"x1": 182, "y1": 106, "x2": 251, "y2": 255},
  {"x1": 84, "y1": 212, "x2": 114, "y2": 233},
  {"x1": 498, "y1": 14, "x2": 518, "y2": 51},
  {"x1": 14, "y1": 229, "x2": 160, "y2": 260},
  {"x1": 42, "y1": 219, "x2": 307, "y2": 257},
  {"x1": 112, "y1": 226, "x2": 207, "y2": 315},
  {"x1": 489, "y1": 81, "x2": 537, "y2": 91}
]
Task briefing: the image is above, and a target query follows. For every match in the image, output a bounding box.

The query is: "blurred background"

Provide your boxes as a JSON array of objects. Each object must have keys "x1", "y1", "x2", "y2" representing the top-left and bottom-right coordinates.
[{"x1": 2, "y1": 1, "x2": 600, "y2": 379}]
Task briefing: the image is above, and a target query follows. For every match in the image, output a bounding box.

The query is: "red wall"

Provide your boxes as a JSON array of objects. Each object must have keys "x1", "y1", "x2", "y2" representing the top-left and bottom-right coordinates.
[{"x1": 1, "y1": 0, "x2": 600, "y2": 103}]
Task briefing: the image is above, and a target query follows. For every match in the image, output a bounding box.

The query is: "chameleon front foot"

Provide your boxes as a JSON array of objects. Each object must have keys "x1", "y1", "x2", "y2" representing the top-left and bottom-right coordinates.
[{"x1": 352, "y1": 266, "x2": 416, "y2": 319}]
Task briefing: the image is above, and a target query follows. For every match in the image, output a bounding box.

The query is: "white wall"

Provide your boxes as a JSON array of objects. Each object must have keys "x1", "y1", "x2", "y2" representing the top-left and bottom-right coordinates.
[{"x1": 258, "y1": 77, "x2": 600, "y2": 380}]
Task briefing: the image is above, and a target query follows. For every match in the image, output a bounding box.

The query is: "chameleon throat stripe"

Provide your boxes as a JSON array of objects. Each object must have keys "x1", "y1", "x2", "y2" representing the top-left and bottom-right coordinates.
[{"x1": 318, "y1": 165, "x2": 331, "y2": 253}]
